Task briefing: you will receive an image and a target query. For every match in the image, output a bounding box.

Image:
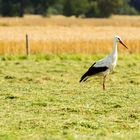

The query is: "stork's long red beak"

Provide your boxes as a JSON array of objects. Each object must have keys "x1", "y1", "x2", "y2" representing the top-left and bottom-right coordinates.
[{"x1": 119, "y1": 40, "x2": 128, "y2": 49}]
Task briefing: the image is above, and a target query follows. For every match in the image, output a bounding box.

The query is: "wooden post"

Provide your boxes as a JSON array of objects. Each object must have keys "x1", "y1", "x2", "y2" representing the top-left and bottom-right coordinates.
[{"x1": 26, "y1": 34, "x2": 30, "y2": 56}]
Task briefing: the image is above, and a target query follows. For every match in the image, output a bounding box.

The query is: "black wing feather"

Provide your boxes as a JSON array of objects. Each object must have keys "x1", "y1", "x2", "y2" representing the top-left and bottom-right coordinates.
[{"x1": 79, "y1": 62, "x2": 108, "y2": 82}]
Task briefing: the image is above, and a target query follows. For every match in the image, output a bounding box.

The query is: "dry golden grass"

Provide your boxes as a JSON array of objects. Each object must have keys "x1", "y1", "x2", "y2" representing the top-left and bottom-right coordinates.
[{"x1": 0, "y1": 15, "x2": 140, "y2": 55}]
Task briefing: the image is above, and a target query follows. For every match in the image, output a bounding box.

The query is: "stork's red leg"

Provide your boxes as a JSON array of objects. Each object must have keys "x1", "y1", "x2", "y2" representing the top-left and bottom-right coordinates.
[{"x1": 103, "y1": 75, "x2": 107, "y2": 90}]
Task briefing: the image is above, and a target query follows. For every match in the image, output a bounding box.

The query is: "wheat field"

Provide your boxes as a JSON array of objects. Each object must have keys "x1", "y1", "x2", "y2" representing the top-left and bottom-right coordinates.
[{"x1": 0, "y1": 15, "x2": 140, "y2": 55}]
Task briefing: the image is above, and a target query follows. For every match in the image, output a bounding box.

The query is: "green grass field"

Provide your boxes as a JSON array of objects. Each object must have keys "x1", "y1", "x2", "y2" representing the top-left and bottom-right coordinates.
[{"x1": 0, "y1": 54, "x2": 139, "y2": 140}]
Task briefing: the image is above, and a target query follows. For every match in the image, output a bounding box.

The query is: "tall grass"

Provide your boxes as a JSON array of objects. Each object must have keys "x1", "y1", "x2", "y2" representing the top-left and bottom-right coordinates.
[{"x1": 0, "y1": 15, "x2": 140, "y2": 55}]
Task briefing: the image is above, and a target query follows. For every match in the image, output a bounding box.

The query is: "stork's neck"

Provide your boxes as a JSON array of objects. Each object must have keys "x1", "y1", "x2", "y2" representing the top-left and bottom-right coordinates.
[{"x1": 112, "y1": 40, "x2": 118, "y2": 56}]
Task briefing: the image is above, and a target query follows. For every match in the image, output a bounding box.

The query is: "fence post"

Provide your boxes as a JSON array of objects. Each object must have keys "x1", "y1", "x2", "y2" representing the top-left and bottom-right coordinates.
[{"x1": 26, "y1": 34, "x2": 30, "y2": 56}]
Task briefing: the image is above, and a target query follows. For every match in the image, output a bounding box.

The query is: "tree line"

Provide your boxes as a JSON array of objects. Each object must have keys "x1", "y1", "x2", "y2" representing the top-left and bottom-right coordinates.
[{"x1": 0, "y1": 0, "x2": 139, "y2": 18}]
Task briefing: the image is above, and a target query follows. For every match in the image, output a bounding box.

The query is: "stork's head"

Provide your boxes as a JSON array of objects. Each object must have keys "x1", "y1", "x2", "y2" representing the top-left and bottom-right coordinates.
[{"x1": 115, "y1": 35, "x2": 128, "y2": 49}]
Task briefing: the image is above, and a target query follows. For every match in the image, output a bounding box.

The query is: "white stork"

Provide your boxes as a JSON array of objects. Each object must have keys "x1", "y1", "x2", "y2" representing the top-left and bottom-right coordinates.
[{"x1": 79, "y1": 35, "x2": 128, "y2": 90}]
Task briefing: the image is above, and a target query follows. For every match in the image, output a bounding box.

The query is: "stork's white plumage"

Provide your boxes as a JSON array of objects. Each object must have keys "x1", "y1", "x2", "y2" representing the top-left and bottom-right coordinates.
[{"x1": 79, "y1": 35, "x2": 128, "y2": 90}]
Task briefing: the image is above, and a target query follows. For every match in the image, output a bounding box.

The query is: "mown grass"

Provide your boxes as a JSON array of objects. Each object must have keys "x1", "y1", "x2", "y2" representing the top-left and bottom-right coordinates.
[{"x1": 0, "y1": 54, "x2": 139, "y2": 140}]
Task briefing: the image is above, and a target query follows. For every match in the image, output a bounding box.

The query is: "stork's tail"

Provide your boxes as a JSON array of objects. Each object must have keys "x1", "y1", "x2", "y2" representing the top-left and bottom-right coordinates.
[{"x1": 79, "y1": 73, "x2": 88, "y2": 82}]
